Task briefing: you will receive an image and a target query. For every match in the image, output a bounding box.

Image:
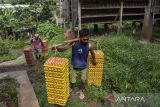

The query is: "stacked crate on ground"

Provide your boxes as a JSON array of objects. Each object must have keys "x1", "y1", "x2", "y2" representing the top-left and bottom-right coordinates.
[
  {"x1": 44, "y1": 57, "x2": 69, "y2": 106},
  {"x1": 88, "y1": 50, "x2": 104, "y2": 86},
  {"x1": 24, "y1": 48, "x2": 34, "y2": 65},
  {"x1": 42, "y1": 40, "x2": 48, "y2": 56}
]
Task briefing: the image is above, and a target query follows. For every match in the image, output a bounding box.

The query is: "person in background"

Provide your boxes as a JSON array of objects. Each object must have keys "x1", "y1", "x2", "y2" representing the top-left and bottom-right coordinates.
[
  {"x1": 52, "y1": 29, "x2": 96, "y2": 100},
  {"x1": 31, "y1": 33, "x2": 44, "y2": 61}
]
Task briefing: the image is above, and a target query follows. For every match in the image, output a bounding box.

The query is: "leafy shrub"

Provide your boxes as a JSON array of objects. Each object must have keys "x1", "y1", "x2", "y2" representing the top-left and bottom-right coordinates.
[
  {"x1": 0, "y1": 38, "x2": 26, "y2": 62},
  {"x1": 0, "y1": 41, "x2": 10, "y2": 55},
  {"x1": 37, "y1": 22, "x2": 63, "y2": 41},
  {"x1": 86, "y1": 85, "x2": 106, "y2": 100}
]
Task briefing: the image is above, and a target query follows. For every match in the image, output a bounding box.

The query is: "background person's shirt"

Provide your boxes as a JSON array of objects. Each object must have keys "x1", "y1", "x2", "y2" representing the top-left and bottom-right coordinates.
[{"x1": 31, "y1": 38, "x2": 41, "y2": 49}]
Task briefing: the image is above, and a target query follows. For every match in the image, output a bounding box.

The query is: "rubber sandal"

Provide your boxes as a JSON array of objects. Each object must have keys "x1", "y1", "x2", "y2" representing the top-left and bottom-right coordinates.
[{"x1": 79, "y1": 91, "x2": 85, "y2": 100}]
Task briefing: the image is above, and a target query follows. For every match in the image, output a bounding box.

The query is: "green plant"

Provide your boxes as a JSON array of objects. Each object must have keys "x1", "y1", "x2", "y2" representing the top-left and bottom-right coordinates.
[
  {"x1": 0, "y1": 0, "x2": 59, "y2": 40},
  {"x1": 37, "y1": 22, "x2": 63, "y2": 41},
  {"x1": 86, "y1": 86, "x2": 106, "y2": 100},
  {"x1": 0, "y1": 38, "x2": 27, "y2": 62}
]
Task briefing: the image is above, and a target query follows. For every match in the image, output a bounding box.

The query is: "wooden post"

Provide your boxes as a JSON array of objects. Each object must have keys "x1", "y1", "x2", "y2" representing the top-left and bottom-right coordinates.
[
  {"x1": 118, "y1": 1, "x2": 123, "y2": 33},
  {"x1": 78, "y1": 0, "x2": 81, "y2": 30},
  {"x1": 104, "y1": 23, "x2": 109, "y2": 33},
  {"x1": 71, "y1": 0, "x2": 73, "y2": 29},
  {"x1": 59, "y1": 0, "x2": 62, "y2": 18},
  {"x1": 68, "y1": 0, "x2": 71, "y2": 29},
  {"x1": 132, "y1": 21, "x2": 136, "y2": 34},
  {"x1": 153, "y1": 13, "x2": 155, "y2": 25},
  {"x1": 94, "y1": 24, "x2": 98, "y2": 35},
  {"x1": 140, "y1": 0, "x2": 153, "y2": 42}
]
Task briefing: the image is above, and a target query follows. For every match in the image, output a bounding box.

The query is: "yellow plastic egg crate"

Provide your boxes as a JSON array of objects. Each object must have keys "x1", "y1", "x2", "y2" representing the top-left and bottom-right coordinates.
[
  {"x1": 45, "y1": 77, "x2": 69, "y2": 84},
  {"x1": 94, "y1": 78, "x2": 102, "y2": 82},
  {"x1": 47, "y1": 94, "x2": 69, "y2": 100},
  {"x1": 88, "y1": 73, "x2": 102, "y2": 79},
  {"x1": 87, "y1": 79, "x2": 102, "y2": 86},
  {"x1": 44, "y1": 66, "x2": 68, "y2": 72},
  {"x1": 88, "y1": 59, "x2": 104, "y2": 68},
  {"x1": 46, "y1": 84, "x2": 69, "y2": 106},
  {"x1": 47, "y1": 93, "x2": 69, "y2": 100},
  {"x1": 88, "y1": 79, "x2": 102, "y2": 86},
  {"x1": 46, "y1": 88, "x2": 69, "y2": 95},
  {"x1": 94, "y1": 81, "x2": 102, "y2": 86},
  {"x1": 46, "y1": 82, "x2": 69, "y2": 93},
  {"x1": 88, "y1": 71, "x2": 102, "y2": 76},
  {"x1": 46, "y1": 88, "x2": 69, "y2": 96},
  {"x1": 87, "y1": 78, "x2": 102, "y2": 83},
  {"x1": 44, "y1": 64, "x2": 68, "y2": 72},
  {"x1": 88, "y1": 80, "x2": 102, "y2": 86},
  {"x1": 44, "y1": 65, "x2": 69, "y2": 73},
  {"x1": 87, "y1": 69, "x2": 103, "y2": 86},
  {"x1": 44, "y1": 57, "x2": 68, "y2": 66},
  {"x1": 48, "y1": 97, "x2": 68, "y2": 106},
  {"x1": 88, "y1": 68, "x2": 103, "y2": 72},
  {"x1": 46, "y1": 82, "x2": 68, "y2": 90},
  {"x1": 88, "y1": 75, "x2": 102, "y2": 81},
  {"x1": 88, "y1": 81, "x2": 94, "y2": 86},
  {"x1": 88, "y1": 50, "x2": 104, "y2": 70},
  {"x1": 44, "y1": 57, "x2": 68, "y2": 71},
  {"x1": 89, "y1": 50, "x2": 104, "y2": 59},
  {"x1": 45, "y1": 81, "x2": 69, "y2": 92},
  {"x1": 44, "y1": 71, "x2": 68, "y2": 79}
]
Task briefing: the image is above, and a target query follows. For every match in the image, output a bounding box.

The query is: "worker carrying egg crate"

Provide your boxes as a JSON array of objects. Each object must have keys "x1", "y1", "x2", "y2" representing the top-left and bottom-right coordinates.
[{"x1": 51, "y1": 28, "x2": 98, "y2": 100}]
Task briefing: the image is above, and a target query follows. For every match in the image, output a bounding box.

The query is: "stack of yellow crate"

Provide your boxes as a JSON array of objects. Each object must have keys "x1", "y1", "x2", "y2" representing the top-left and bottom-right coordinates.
[
  {"x1": 88, "y1": 50, "x2": 104, "y2": 86},
  {"x1": 44, "y1": 57, "x2": 69, "y2": 106}
]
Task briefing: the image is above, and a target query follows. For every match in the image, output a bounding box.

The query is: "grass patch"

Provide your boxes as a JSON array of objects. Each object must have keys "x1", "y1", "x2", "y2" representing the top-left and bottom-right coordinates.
[
  {"x1": 99, "y1": 34, "x2": 160, "y2": 93},
  {"x1": 0, "y1": 79, "x2": 18, "y2": 107},
  {"x1": 153, "y1": 27, "x2": 160, "y2": 38},
  {"x1": 0, "y1": 38, "x2": 29, "y2": 63}
]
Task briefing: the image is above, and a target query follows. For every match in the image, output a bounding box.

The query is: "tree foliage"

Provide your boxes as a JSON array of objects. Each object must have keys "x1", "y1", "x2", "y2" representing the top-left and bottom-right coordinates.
[{"x1": 0, "y1": 0, "x2": 58, "y2": 39}]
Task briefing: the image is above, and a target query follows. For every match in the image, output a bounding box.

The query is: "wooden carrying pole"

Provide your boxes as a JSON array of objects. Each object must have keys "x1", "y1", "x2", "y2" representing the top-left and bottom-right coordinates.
[{"x1": 49, "y1": 38, "x2": 98, "y2": 48}]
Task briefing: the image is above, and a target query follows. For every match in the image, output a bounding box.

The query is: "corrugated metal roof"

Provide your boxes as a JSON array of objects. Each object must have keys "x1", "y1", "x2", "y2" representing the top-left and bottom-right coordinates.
[{"x1": 0, "y1": 4, "x2": 29, "y2": 9}]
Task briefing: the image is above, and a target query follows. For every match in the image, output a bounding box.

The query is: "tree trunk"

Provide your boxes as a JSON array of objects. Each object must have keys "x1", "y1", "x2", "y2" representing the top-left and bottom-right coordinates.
[{"x1": 140, "y1": 12, "x2": 153, "y2": 42}]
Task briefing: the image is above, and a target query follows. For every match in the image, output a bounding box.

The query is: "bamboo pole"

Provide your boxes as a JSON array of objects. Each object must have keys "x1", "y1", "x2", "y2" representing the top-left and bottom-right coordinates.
[{"x1": 49, "y1": 38, "x2": 98, "y2": 49}]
